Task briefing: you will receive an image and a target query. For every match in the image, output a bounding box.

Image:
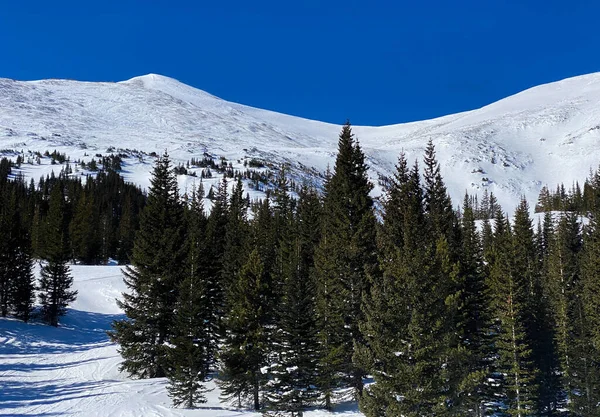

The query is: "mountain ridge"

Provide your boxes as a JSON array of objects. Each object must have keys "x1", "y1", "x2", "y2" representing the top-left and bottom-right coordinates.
[{"x1": 2, "y1": 72, "x2": 600, "y2": 212}]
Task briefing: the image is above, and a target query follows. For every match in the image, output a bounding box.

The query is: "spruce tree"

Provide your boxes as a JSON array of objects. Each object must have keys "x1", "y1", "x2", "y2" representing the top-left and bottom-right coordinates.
[
  {"x1": 545, "y1": 211, "x2": 582, "y2": 411},
  {"x1": 69, "y1": 190, "x2": 99, "y2": 264},
  {"x1": 221, "y1": 178, "x2": 249, "y2": 309},
  {"x1": 166, "y1": 265, "x2": 212, "y2": 408},
  {"x1": 314, "y1": 122, "x2": 378, "y2": 407},
  {"x1": 264, "y1": 183, "x2": 321, "y2": 416},
  {"x1": 11, "y1": 231, "x2": 35, "y2": 322},
  {"x1": 0, "y1": 189, "x2": 19, "y2": 317},
  {"x1": 455, "y1": 194, "x2": 494, "y2": 416},
  {"x1": 38, "y1": 185, "x2": 77, "y2": 327},
  {"x1": 203, "y1": 177, "x2": 229, "y2": 338},
  {"x1": 513, "y1": 200, "x2": 560, "y2": 415},
  {"x1": 219, "y1": 248, "x2": 269, "y2": 410},
  {"x1": 488, "y1": 212, "x2": 538, "y2": 416},
  {"x1": 109, "y1": 152, "x2": 186, "y2": 378},
  {"x1": 359, "y1": 156, "x2": 461, "y2": 416},
  {"x1": 573, "y1": 213, "x2": 600, "y2": 415}
]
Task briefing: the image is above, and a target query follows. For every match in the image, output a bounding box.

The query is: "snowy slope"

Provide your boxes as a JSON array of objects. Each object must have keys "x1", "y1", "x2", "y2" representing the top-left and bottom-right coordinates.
[
  {"x1": 0, "y1": 265, "x2": 362, "y2": 417},
  {"x1": 2, "y1": 72, "x2": 600, "y2": 210}
]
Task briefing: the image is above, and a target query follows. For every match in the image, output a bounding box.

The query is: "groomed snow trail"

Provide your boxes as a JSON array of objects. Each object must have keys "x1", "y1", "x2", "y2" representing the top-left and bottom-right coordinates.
[{"x1": 0, "y1": 265, "x2": 362, "y2": 417}]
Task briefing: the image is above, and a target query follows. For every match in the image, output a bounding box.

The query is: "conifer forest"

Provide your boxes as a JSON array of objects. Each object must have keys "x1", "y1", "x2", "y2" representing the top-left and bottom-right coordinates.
[{"x1": 4, "y1": 123, "x2": 600, "y2": 416}]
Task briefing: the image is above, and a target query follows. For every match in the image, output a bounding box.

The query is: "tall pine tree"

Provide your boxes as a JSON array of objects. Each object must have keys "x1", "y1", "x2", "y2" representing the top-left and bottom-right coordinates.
[
  {"x1": 314, "y1": 122, "x2": 378, "y2": 408},
  {"x1": 38, "y1": 184, "x2": 77, "y2": 327},
  {"x1": 109, "y1": 152, "x2": 186, "y2": 378}
]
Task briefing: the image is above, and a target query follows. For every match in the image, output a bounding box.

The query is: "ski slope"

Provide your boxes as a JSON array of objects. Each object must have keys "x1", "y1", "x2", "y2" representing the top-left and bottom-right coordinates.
[
  {"x1": 0, "y1": 265, "x2": 362, "y2": 417},
  {"x1": 2, "y1": 72, "x2": 600, "y2": 211}
]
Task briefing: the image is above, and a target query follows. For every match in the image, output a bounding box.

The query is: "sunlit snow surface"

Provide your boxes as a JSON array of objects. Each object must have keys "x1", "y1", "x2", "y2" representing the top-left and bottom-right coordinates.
[
  {"x1": 3, "y1": 72, "x2": 600, "y2": 212},
  {"x1": 0, "y1": 265, "x2": 362, "y2": 416}
]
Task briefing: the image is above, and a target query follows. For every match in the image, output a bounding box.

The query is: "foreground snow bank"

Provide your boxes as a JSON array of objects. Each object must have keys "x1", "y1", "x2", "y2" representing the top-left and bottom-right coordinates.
[{"x1": 0, "y1": 265, "x2": 362, "y2": 417}]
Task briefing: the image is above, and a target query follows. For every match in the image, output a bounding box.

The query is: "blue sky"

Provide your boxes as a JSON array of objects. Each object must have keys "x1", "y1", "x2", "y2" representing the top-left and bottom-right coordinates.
[{"x1": 0, "y1": 0, "x2": 598, "y2": 125}]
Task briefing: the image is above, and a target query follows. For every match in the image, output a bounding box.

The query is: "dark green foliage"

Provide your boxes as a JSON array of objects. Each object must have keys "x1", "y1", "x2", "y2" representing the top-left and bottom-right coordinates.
[
  {"x1": 38, "y1": 185, "x2": 77, "y2": 327},
  {"x1": 572, "y1": 213, "x2": 600, "y2": 415},
  {"x1": 109, "y1": 152, "x2": 186, "y2": 378},
  {"x1": 0, "y1": 186, "x2": 35, "y2": 322},
  {"x1": 219, "y1": 249, "x2": 269, "y2": 410},
  {"x1": 69, "y1": 191, "x2": 99, "y2": 264},
  {"x1": 222, "y1": 178, "x2": 250, "y2": 309},
  {"x1": 544, "y1": 211, "x2": 582, "y2": 412},
  {"x1": 454, "y1": 194, "x2": 494, "y2": 416},
  {"x1": 166, "y1": 268, "x2": 212, "y2": 408},
  {"x1": 513, "y1": 200, "x2": 560, "y2": 415},
  {"x1": 263, "y1": 182, "x2": 321, "y2": 416},
  {"x1": 314, "y1": 122, "x2": 378, "y2": 408},
  {"x1": 488, "y1": 211, "x2": 538, "y2": 416},
  {"x1": 359, "y1": 151, "x2": 465, "y2": 417},
  {"x1": 203, "y1": 178, "x2": 229, "y2": 337}
]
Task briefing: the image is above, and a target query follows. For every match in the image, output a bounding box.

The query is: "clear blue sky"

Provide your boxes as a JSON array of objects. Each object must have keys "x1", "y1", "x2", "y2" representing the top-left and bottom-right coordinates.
[{"x1": 1, "y1": 0, "x2": 598, "y2": 125}]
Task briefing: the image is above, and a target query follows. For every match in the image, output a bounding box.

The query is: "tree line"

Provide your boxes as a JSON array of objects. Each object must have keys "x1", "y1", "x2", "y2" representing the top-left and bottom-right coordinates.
[
  {"x1": 107, "y1": 123, "x2": 600, "y2": 416},
  {"x1": 0, "y1": 158, "x2": 145, "y2": 325}
]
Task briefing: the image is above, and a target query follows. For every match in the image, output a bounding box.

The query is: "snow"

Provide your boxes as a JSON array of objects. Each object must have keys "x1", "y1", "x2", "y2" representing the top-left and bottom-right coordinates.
[
  {"x1": 3, "y1": 72, "x2": 600, "y2": 212},
  {"x1": 0, "y1": 265, "x2": 362, "y2": 417}
]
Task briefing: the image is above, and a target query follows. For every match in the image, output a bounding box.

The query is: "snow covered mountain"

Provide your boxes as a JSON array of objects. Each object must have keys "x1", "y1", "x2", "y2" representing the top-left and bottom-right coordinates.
[{"x1": 2, "y1": 72, "x2": 600, "y2": 211}]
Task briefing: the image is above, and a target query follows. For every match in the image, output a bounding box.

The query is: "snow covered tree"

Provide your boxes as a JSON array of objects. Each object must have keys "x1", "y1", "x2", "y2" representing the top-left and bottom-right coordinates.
[
  {"x1": 109, "y1": 151, "x2": 186, "y2": 378},
  {"x1": 38, "y1": 185, "x2": 77, "y2": 327}
]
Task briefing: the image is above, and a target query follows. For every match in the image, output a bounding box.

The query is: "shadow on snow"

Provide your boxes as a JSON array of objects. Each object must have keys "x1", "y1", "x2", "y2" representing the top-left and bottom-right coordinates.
[{"x1": 0, "y1": 309, "x2": 124, "y2": 356}]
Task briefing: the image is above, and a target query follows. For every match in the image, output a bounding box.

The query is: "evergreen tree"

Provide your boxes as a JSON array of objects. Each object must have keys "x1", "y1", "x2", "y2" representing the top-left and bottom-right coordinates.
[
  {"x1": 10, "y1": 230, "x2": 35, "y2": 322},
  {"x1": 219, "y1": 249, "x2": 269, "y2": 410},
  {"x1": 573, "y1": 213, "x2": 600, "y2": 415},
  {"x1": 359, "y1": 157, "x2": 461, "y2": 416},
  {"x1": 423, "y1": 139, "x2": 457, "y2": 244},
  {"x1": 488, "y1": 212, "x2": 538, "y2": 416},
  {"x1": 109, "y1": 152, "x2": 186, "y2": 378},
  {"x1": 314, "y1": 122, "x2": 378, "y2": 407},
  {"x1": 203, "y1": 177, "x2": 229, "y2": 338},
  {"x1": 545, "y1": 211, "x2": 582, "y2": 412},
  {"x1": 221, "y1": 178, "x2": 249, "y2": 308},
  {"x1": 69, "y1": 190, "x2": 99, "y2": 264},
  {"x1": 264, "y1": 184, "x2": 321, "y2": 416},
  {"x1": 166, "y1": 265, "x2": 212, "y2": 408},
  {"x1": 0, "y1": 189, "x2": 19, "y2": 317},
  {"x1": 513, "y1": 200, "x2": 560, "y2": 415},
  {"x1": 455, "y1": 194, "x2": 494, "y2": 416},
  {"x1": 38, "y1": 185, "x2": 77, "y2": 327}
]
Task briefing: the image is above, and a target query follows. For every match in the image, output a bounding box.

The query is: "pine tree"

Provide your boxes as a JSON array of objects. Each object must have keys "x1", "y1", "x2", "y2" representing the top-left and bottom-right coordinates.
[
  {"x1": 454, "y1": 194, "x2": 494, "y2": 416},
  {"x1": 203, "y1": 177, "x2": 229, "y2": 338},
  {"x1": 359, "y1": 156, "x2": 460, "y2": 416},
  {"x1": 314, "y1": 122, "x2": 378, "y2": 407},
  {"x1": 69, "y1": 190, "x2": 99, "y2": 264},
  {"x1": 488, "y1": 212, "x2": 538, "y2": 416},
  {"x1": 109, "y1": 152, "x2": 186, "y2": 378},
  {"x1": 219, "y1": 249, "x2": 269, "y2": 410},
  {"x1": 423, "y1": 139, "x2": 457, "y2": 244},
  {"x1": 572, "y1": 213, "x2": 600, "y2": 415},
  {"x1": 10, "y1": 230, "x2": 35, "y2": 322},
  {"x1": 513, "y1": 200, "x2": 560, "y2": 415},
  {"x1": 0, "y1": 188, "x2": 35, "y2": 322},
  {"x1": 545, "y1": 211, "x2": 582, "y2": 411},
  {"x1": 221, "y1": 178, "x2": 249, "y2": 309},
  {"x1": 38, "y1": 185, "x2": 77, "y2": 327},
  {"x1": 166, "y1": 266, "x2": 212, "y2": 408},
  {"x1": 264, "y1": 183, "x2": 321, "y2": 416},
  {"x1": 0, "y1": 189, "x2": 19, "y2": 317}
]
